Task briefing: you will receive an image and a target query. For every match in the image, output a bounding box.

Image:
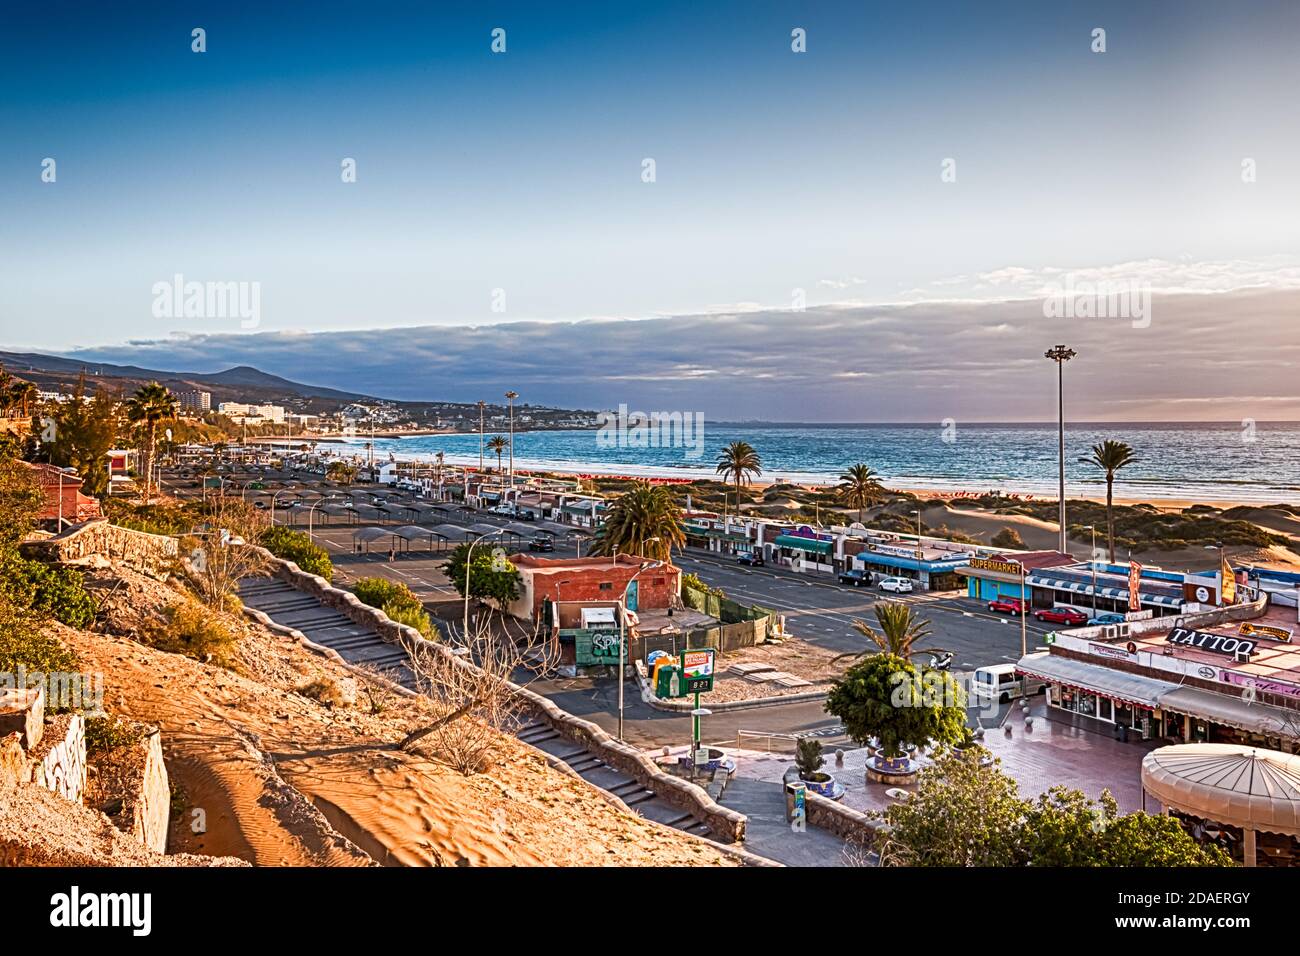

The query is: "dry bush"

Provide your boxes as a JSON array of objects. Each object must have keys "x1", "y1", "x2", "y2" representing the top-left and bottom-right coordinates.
[
  {"x1": 141, "y1": 599, "x2": 240, "y2": 667},
  {"x1": 296, "y1": 676, "x2": 351, "y2": 709},
  {"x1": 181, "y1": 494, "x2": 269, "y2": 609},
  {"x1": 398, "y1": 614, "x2": 559, "y2": 775}
]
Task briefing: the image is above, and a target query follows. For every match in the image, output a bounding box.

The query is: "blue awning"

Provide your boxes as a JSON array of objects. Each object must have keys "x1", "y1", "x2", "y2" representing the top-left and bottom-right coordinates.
[{"x1": 855, "y1": 552, "x2": 970, "y2": 573}]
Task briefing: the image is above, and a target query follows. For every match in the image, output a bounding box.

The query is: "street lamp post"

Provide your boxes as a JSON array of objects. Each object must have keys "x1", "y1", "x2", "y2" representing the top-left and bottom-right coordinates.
[
  {"x1": 307, "y1": 495, "x2": 337, "y2": 542},
  {"x1": 505, "y1": 391, "x2": 518, "y2": 485},
  {"x1": 477, "y1": 401, "x2": 486, "y2": 474},
  {"x1": 617, "y1": 553, "x2": 663, "y2": 742},
  {"x1": 462, "y1": 528, "x2": 509, "y2": 641},
  {"x1": 911, "y1": 508, "x2": 923, "y2": 584},
  {"x1": 1087, "y1": 524, "x2": 1098, "y2": 613},
  {"x1": 1044, "y1": 345, "x2": 1076, "y2": 555}
]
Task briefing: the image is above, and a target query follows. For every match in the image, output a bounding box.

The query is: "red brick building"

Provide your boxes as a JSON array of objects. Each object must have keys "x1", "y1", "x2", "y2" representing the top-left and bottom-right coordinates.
[
  {"x1": 507, "y1": 554, "x2": 680, "y2": 621},
  {"x1": 27, "y1": 462, "x2": 102, "y2": 527}
]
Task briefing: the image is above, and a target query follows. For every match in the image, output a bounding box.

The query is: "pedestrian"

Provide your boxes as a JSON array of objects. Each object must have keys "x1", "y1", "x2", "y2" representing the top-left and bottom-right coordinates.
[{"x1": 388, "y1": 546, "x2": 395, "y2": 563}]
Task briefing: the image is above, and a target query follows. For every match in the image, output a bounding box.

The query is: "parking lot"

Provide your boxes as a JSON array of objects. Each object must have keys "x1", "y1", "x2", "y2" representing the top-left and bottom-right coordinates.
[{"x1": 159, "y1": 465, "x2": 1054, "y2": 672}]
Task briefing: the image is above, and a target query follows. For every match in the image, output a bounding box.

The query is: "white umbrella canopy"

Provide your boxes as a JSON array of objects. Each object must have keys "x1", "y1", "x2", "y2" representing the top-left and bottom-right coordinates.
[{"x1": 1142, "y1": 743, "x2": 1300, "y2": 838}]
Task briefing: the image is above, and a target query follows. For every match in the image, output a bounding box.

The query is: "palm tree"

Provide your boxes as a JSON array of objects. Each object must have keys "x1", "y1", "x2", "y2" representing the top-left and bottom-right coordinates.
[
  {"x1": 592, "y1": 482, "x2": 685, "y2": 563},
  {"x1": 125, "y1": 382, "x2": 177, "y2": 504},
  {"x1": 8, "y1": 380, "x2": 38, "y2": 418},
  {"x1": 836, "y1": 601, "x2": 948, "y2": 664},
  {"x1": 1080, "y1": 440, "x2": 1139, "y2": 562},
  {"x1": 715, "y1": 440, "x2": 762, "y2": 514},
  {"x1": 838, "y1": 463, "x2": 884, "y2": 524},
  {"x1": 486, "y1": 435, "x2": 508, "y2": 473}
]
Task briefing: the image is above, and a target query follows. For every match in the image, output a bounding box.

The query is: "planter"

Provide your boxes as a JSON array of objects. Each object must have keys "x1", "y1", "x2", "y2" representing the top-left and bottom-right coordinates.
[
  {"x1": 865, "y1": 754, "x2": 919, "y2": 785},
  {"x1": 798, "y1": 771, "x2": 836, "y2": 797}
]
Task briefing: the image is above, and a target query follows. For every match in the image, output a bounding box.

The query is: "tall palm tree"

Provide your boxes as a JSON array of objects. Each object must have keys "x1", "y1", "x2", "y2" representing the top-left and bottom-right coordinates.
[
  {"x1": 592, "y1": 482, "x2": 685, "y2": 563},
  {"x1": 836, "y1": 601, "x2": 948, "y2": 664},
  {"x1": 486, "y1": 435, "x2": 508, "y2": 473},
  {"x1": 715, "y1": 440, "x2": 762, "y2": 514},
  {"x1": 838, "y1": 463, "x2": 884, "y2": 524},
  {"x1": 1080, "y1": 440, "x2": 1139, "y2": 561},
  {"x1": 125, "y1": 382, "x2": 177, "y2": 504},
  {"x1": 9, "y1": 380, "x2": 38, "y2": 418}
]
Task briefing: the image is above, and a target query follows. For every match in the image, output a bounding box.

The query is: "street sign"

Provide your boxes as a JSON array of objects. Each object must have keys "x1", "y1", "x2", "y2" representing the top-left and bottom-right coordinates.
[{"x1": 681, "y1": 648, "x2": 715, "y2": 693}]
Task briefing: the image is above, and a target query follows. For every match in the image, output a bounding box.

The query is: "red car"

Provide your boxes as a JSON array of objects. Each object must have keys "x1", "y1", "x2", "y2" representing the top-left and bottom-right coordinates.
[
  {"x1": 1033, "y1": 606, "x2": 1089, "y2": 625},
  {"x1": 987, "y1": 597, "x2": 1027, "y2": 614}
]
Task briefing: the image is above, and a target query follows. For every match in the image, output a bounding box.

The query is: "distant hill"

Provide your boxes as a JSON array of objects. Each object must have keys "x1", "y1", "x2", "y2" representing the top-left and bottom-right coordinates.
[{"x1": 0, "y1": 349, "x2": 598, "y2": 427}]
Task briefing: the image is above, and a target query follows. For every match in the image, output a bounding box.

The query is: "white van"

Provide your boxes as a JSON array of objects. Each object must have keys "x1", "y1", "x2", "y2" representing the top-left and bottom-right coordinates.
[{"x1": 972, "y1": 664, "x2": 1045, "y2": 703}]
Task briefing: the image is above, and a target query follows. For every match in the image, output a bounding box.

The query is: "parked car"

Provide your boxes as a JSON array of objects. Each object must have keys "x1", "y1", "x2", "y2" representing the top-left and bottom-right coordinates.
[
  {"x1": 1087, "y1": 612, "x2": 1127, "y2": 626},
  {"x1": 1034, "y1": 606, "x2": 1089, "y2": 626},
  {"x1": 987, "y1": 596, "x2": 1028, "y2": 615},
  {"x1": 490, "y1": 505, "x2": 514, "y2": 516},
  {"x1": 972, "y1": 664, "x2": 1046, "y2": 703},
  {"x1": 737, "y1": 552, "x2": 764, "y2": 567},
  {"x1": 878, "y1": 576, "x2": 914, "y2": 593},
  {"x1": 528, "y1": 537, "x2": 554, "y2": 552},
  {"x1": 837, "y1": 568, "x2": 872, "y2": 587},
  {"x1": 517, "y1": 510, "x2": 536, "y2": 521}
]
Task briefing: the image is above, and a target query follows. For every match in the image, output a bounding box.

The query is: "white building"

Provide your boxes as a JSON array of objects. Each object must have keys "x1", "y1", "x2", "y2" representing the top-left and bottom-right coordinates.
[{"x1": 218, "y1": 401, "x2": 285, "y2": 424}]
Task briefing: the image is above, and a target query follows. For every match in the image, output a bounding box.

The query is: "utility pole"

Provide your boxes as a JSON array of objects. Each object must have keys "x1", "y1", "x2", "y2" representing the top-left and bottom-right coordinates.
[{"x1": 1044, "y1": 345, "x2": 1076, "y2": 555}]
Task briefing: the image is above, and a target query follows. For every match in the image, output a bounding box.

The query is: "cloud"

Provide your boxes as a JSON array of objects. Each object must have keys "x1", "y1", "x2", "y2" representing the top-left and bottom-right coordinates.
[{"x1": 63, "y1": 284, "x2": 1300, "y2": 423}]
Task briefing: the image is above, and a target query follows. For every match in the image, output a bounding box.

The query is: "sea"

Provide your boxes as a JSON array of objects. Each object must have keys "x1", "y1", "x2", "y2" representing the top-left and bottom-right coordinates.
[{"x1": 324, "y1": 422, "x2": 1300, "y2": 505}]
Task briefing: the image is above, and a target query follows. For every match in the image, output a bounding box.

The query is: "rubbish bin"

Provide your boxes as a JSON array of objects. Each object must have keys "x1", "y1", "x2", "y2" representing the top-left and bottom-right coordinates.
[{"x1": 785, "y1": 781, "x2": 807, "y2": 825}]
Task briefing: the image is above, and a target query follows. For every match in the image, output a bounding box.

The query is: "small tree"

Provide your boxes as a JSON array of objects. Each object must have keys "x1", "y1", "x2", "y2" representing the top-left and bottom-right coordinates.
[
  {"x1": 260, "y1": 525, "x2": 333, "y2": 579},
  {"x1": 795, "y1": 738, "x2": 826, "y2": 781},
  {"x1": 183, "y1": 495, "x2": 270, "y2": 609},
  {"x1": 824, "y1": 653, "x2": 966, "y2": 760},
  {"x1": 442, "y1": 542, "x2": 520, "y2": 610}
]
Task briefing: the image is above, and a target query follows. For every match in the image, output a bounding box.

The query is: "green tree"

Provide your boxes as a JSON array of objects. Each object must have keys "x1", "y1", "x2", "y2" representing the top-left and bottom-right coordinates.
[
  {"x1": 715, "y1": 440, "x2": 762, "y2": 512},
  {"x1": 990, "y1": 527, "x2": 1026, "y2": 550},
  {"x1": 326, "y1": 460, "x2": 358, "y2": 485},
  {"x1": 592, "y1": 482, "x2": 684, "y2": 562},
  {"x1": 443, "y1": 542, "x2": 521, "y2": 609},
  {"x1": 1080, "y1": 440, "x2": 1139, "y2": 562},
  {"x1": 125, "y1": 382, "x2": 178, "y2": 504},
  {"x1": 879, "y1": 752, "x2": 1235, "y2": 867},
  {"x1": 838, "y1": 463, "x2": 884, "y2": 524},
  {"x1": 46, "y1": 375, "x2": 119, "y2": 498},
  {"x1": 824, "y1": 653, "x2": 966, "y2": 760}
]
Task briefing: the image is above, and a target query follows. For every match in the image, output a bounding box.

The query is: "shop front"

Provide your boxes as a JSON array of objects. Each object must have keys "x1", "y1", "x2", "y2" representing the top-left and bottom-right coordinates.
[
  {"x1": 852, "y1": 547, "x2": 971, "y2": 591},
  {"x1": 773, "y1": 531, "x2": 834, "y2": 574},
  {"x1": 1018, "y1": 651, "x2": 1177, "y2": 740}
]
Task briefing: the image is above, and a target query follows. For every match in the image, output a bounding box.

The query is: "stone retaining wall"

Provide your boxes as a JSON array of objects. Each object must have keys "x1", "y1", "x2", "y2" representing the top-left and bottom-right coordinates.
[
  {"x1": 30, "y1": 713, "x2": 86, "y2": 804},
  {"x1": 253, "y1": 548, "x2": 750, "y2": 845},
  {"x1": 21, "y1": 518, "x2": 178, "y2": 573}
]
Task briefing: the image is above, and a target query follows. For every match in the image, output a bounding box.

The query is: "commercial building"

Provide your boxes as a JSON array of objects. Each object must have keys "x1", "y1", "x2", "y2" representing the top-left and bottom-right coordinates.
[
  {"x1": 178, "y1": 390, "x2": 211, "y2": 414},
  {"x1": 1017, "y1": 596, "x2": 1300, "y2": 752},
  {"x1": 506, "y1": 554, "x2": 681, "y2": 622},
  {"x1": 962, "y1": 552, "x2": 1196, "y2": 616},
  {"x1": 217, "y1": 402, "x2": 285, "y2": 424}
]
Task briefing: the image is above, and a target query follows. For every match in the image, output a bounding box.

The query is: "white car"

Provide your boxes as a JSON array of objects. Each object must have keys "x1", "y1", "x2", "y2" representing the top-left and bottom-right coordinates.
[{"x1": 878, "y1": 576, "x2": 914, "y2": 593}]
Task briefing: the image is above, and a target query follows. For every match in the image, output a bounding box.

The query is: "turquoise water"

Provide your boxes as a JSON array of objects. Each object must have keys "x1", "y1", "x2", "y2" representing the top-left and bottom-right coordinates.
[{"x1": 330, "y1": 422, "x2": 1300, "y2": 504}]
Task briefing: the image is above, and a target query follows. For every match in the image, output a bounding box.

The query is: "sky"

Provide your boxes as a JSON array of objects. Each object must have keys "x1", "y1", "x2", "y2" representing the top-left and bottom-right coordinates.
[{"x1": 2, "y1": 1, "x2": 1299, "y2": 420}]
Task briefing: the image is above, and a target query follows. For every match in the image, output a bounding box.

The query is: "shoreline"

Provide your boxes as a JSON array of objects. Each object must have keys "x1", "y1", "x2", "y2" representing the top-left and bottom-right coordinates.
[{"x1": 301, "y1": 443, "x2": 1297, "y2": 509}]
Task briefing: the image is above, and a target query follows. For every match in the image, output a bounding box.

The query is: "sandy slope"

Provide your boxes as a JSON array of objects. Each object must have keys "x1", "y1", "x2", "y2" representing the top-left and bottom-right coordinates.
[{"x1": 58, "y1": 571, "x2": 737, "y2": 867}]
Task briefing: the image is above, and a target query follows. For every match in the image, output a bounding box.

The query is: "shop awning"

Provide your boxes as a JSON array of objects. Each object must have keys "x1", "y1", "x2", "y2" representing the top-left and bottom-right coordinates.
[
  {"x1": 1156, "y1": 685, "x2": 1296, "y2": 737},
  {"x1": 1142, "y1": 744, "x2": 1300, "y2": 838},
  {"x1": 855, "y1": 552, "x2": 969, "y2": 573},
  {"x1": 1026, "y1": 573, "x2": 1183, "y2": 608},
  {"x1": 1016, "y1": 652, "x2": 1179, "y2": 708},
  {"x1": 774, "y1": 534, "x2": 832, "y2": 555}
]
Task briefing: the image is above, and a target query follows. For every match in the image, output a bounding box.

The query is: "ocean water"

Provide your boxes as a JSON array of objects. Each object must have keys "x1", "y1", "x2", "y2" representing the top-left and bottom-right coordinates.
[{"x1": 329, "y1": 422, "x2": 1300, "y2": 504}]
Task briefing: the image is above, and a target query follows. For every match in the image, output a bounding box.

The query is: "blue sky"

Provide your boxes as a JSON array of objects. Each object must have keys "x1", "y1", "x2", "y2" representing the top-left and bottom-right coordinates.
[{"x1": 2, "y1": 1, "x2": 1299, "y2": 419}]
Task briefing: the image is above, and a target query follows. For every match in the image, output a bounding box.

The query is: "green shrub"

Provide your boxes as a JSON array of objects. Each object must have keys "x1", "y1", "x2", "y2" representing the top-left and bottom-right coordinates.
[
  {"x1": 260, "y1": 525, "x2": 333, "y2": 579},
  {"x1": 382, "y1": 600, "x2": 440, "y2": 641},
  {"x1": 352, "y1": 577, "x2": 414, "y2": 611},
  {"x1": 142, "y1": 600, "x2": 240, "y2": 666},
  {"x1": 2, "y1": 557, "x2": 97, "y2": 628},
  {"x1": 85, "y1": 715, "x2": 144, "y2": 754},
  {"x1": 0, "y1": 599, "x2": 79, "y2": 676}
]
